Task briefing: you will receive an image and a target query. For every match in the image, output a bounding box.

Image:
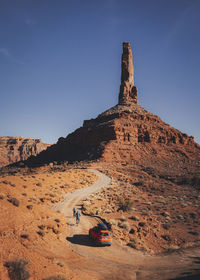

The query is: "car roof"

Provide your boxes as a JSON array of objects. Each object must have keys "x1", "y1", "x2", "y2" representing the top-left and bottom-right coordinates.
[{"x1": 97, "y1": 223, "x2": 108, "y2": 230}]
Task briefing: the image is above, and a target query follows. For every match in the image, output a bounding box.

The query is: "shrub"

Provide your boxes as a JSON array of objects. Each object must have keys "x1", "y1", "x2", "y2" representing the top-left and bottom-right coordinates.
[
  {"x1": 20, "y1": 234, "x2": 29, "y2": 239},
  {"x1": 52, "y1": 228, "x2": 59, "y2": 234},
  {"x1": 109, "y1": 219, "x2": 118, "y2": 226},
  {"x1": 4, "y1": 259, "x2": 30, "y2": 280},
  {"x1": 161, "y1": 234, "x2": 171, "y2": 241},
  {"x1": 134, "y1": 180, "x2": 145, "y2": 186},
  {"x1": 167, "y1": 245, "x2": 180, "y2": 252},
  {"x1": 188, "y1": 231, "x2": 199, "y2": 236},
  {"x1": 2, "y1": 180, "x2": 9, "y2": 184},
  {"x1": 119, "y1": 221, "x2": 130, "y2": 231},
  {"x1": 8, "y1": 197, "x2": 20, "y2": 207},
  {"x1": 1, "y1": 180, "x2": 15, "y2": 187},
  {"x1": 62, "y1": 161, "x2": 68, "y2": 168},
  {"x1": 38, "y1": 225, "x2": 45, "y2": 230},
  {"x1": 191, "y1": 176, "x2": 200, "y2": 187},
  {"x1": 129, "y1": 215, "x2": 139, "y2": 221},
  {"x1": 120, "y1": 215, "x2": 126, "y2": 222},
  {"x1": 189, "y1": 212, "x2": 197, "y2": 219},
  {"x1": 161, "y1": 212, "x2": 170, "y2": 217},
  {"x1": 37, "y1": 231, "x2": 45, "y2": 237},
  {"x1": 127, "y1": 242, "x2": 136, "y2": 249},
  {"x1": 82, "y1": 201, "x2": 90, "y2": 210},
  {"x1": 10, "y1": 183, "x2": 16, "y2": 187},
  {"x1": 129, "y1": 228, "x2": 135, "y2": 234},
  {"x1": 162, "y1": 224, "x2": 170, "y2": 230},
  {"x1": 138, "y1": 222, "x2": 146, "y2": 227},
  {"x1": 118, "y1": 198, "x2": 134, "y2": 212},
  {"x1": 43, "y1": 276, "x2": 66, "y2": 280}
]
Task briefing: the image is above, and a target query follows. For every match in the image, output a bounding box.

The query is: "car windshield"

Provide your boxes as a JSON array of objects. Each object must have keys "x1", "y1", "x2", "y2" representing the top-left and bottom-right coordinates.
[{"x1": 101, "y1": 232, "x2": 110, "y2": 236}]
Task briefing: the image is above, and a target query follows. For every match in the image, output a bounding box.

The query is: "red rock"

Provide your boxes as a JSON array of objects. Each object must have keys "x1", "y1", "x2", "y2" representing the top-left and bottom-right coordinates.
[
  {"x1": 0, "y1": 136, "x2": 50, "y2": 166},
  {"x1": 27, "y1": 42, "x2": 200, "y2": 181},
  {"x1": 118, "y1": 42, "x2": 138, "y2": 105}
]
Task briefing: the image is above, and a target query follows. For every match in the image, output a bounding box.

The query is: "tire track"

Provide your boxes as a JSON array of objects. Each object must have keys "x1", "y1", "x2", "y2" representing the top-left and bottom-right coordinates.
[{"x1": 54, "y1": 169, "x2": 200, "y2": 280}]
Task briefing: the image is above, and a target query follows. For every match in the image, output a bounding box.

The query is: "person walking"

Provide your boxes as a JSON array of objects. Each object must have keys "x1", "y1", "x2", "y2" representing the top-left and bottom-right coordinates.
[
  {"x1": 73, "y1": 207, "x2": 76, "y2": 217},
  {"x1": 76, "y1": 211, "x2": 81, "y2": 225}
]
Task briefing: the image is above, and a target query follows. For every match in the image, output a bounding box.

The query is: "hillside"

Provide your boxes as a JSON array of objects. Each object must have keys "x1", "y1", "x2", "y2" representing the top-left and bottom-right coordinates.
[
  {"x1": 1, "y1": 42, "x2": 200, "y2": 279},
  {"x1": 19, "y1": 42, "x2": 200, "y2": 255},
  {"x1": 0, "y1": 136, "x2": 50, "y2": 167},
  {"x1": 25, "y1": 43, "x2": 200, "y2": 186}
]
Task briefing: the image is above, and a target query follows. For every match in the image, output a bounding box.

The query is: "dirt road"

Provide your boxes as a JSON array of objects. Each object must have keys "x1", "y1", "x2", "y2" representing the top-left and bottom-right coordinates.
[{"x1": 55, "y1": 170, "x2": 200, "y2": 280}]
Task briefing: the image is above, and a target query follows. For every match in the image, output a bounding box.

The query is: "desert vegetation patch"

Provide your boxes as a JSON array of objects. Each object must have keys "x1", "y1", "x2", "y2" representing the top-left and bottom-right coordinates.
[
  {"x1": 0, "y1": 165, "x2": 97, "y2": 279},
  {"x1": 85, "y1": 162, "x2": 200, "y2": 253}
]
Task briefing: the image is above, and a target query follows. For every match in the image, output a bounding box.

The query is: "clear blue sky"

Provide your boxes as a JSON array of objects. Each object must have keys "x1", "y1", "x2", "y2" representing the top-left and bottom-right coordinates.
[{"x1": 0, "y1": 0, "x2": 199, "y2": 144}]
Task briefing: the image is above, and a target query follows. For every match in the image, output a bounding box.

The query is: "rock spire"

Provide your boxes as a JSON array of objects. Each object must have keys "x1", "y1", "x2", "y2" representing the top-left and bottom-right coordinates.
[{"x1": 118, "y1": 42, "x2": 138, "y2": 105}]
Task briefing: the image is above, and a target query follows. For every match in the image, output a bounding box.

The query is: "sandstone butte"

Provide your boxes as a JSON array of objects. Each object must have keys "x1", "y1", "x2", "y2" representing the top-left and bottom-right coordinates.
[
  {"x1": 0, "y1": 136, "x2": 50, "y2": 167},
  {"x1": 26, "y1": 42, "x2": 200, "y2": 182},
  {"x1": 1, "y1": 43, "x2": 200, "y2": 280}
]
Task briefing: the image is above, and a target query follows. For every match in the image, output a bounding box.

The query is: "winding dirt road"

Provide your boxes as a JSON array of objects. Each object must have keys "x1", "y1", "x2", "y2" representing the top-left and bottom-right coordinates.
[{"x1": 55, "y1": 170, "x2": 200, "y2": 280}]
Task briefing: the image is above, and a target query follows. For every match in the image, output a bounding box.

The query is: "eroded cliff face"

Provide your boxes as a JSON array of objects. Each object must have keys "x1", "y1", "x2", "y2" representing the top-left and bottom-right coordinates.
[
  {"x1": 118, "y1": 42, "x2": 138, "y2": 105},
  {"x1": 0, "y1": 136, "x2": 50, "y2": 166},
  {"x1": 94, "y1": 104, "x2": 200, "y2": 178},
  {"x1": 26, "y1": 42, "x2": 200, "y2": 181},
  {"x1": 32, "y1": 101, "x2": 200, "y2": 179}
]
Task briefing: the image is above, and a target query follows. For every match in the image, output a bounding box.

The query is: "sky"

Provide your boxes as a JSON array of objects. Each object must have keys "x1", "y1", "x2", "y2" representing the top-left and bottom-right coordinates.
[{"x1": 0, "y1": 0, "x2": 200, "y2": 144}]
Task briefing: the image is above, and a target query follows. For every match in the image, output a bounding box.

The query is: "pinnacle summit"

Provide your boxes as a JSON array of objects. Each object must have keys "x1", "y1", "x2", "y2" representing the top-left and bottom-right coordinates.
[{"x1": 118, "y1": 42, "x2": 138, "y2": 105}]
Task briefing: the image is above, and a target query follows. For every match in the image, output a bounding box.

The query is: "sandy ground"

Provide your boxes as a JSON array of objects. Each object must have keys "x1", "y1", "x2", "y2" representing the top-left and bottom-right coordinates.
[
  {"x1": 0, "y1": 167, "x2": 97, "y2": 279},
  {"x1": 0, "y1": 167, "x2": 200, "y2": 279},
  {"x1": 56, "y1": 169, "x2": 200, "y2": 280}
]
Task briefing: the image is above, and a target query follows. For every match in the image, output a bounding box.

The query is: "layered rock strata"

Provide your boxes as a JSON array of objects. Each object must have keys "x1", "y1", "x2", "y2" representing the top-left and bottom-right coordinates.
[
  {"x1": 27, "y1": 42, "x2": 200, "y2": 180},
  {"x1": 0, "y1": 136, "x2": 50, "y2": 166},
  {"x1": 118, "y1": 42, "x2": 138, "y2": 105}
]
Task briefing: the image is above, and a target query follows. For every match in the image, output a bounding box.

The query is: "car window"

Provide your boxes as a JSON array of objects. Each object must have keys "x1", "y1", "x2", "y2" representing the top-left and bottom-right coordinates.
[{"x1": 101, "y1": 232, "x2": 110, "y2": 236}]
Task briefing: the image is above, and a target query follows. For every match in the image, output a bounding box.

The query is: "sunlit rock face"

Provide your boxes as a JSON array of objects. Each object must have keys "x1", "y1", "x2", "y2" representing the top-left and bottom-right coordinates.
[
  {"x1": 0, "y1": 136, "x2": 50, "y2": 166},
  {"x1": 118, "y1": 42, "x2": 138, "y2": 105},
  {"x1": 26, "y1": 42, "x2": 200, "y2": 182}
]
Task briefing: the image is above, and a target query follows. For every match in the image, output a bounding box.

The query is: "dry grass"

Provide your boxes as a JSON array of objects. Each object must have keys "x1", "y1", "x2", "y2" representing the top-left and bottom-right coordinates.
[
  {"x1": 118, "y1": 221, "x2": 130, "y2": 231},
  {"x1": 117, "y1": 198, "x2": 134, "y2": 212},
  {"x1": 4, "y1": 259, "x2": 30, "y2": 280},
  {"x1": 0, "y1": 167, "x2": 97, "y2": 279}
]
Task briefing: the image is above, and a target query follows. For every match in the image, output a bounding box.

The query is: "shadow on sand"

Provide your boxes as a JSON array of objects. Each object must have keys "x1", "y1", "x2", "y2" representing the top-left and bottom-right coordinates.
[
  {"x1": 170, "y1": 257, "x2": 200, "y2": 280},
  {"x1": 66, "y1": 234, "x2": 100, "y2": 247},
  {"x1": 170, "y1": 273, "x2": 200, "y2": 280}
]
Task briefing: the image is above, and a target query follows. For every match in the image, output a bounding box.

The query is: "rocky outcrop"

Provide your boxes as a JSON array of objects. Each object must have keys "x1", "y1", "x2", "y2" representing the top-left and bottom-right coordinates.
[
  {"x1": 26, "y1": 42, "x2": 200, "y2": 180},
  {"x1": 118, "y1": 42, "x2": 138, "y2": 105},
  {"x1": 0, "y1": 136, "x2": 50, "y2": 166}
]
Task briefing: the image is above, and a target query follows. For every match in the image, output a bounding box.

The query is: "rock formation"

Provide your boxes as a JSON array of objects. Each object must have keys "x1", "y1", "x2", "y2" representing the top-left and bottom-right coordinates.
[
  {"x1": 26, "y1": 42, "x2": 200, "y2": 181},
  {"x1": 0, "y1": 136, "x2": 50, "y2": 166},
  {"x1": 118, "y1": 42, "x2": 138, "y2": 105}
]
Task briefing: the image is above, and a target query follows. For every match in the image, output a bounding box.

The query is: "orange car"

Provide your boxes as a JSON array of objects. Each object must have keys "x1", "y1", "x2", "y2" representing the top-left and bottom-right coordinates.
[{"x1": 89, "y1": 223, "x2": 112, "y2": 246}]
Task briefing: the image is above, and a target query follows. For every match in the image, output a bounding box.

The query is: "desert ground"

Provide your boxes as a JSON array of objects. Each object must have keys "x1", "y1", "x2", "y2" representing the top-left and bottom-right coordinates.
[{"x1": 0, "y1": 163, "x2": 200, "y2": 280}]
